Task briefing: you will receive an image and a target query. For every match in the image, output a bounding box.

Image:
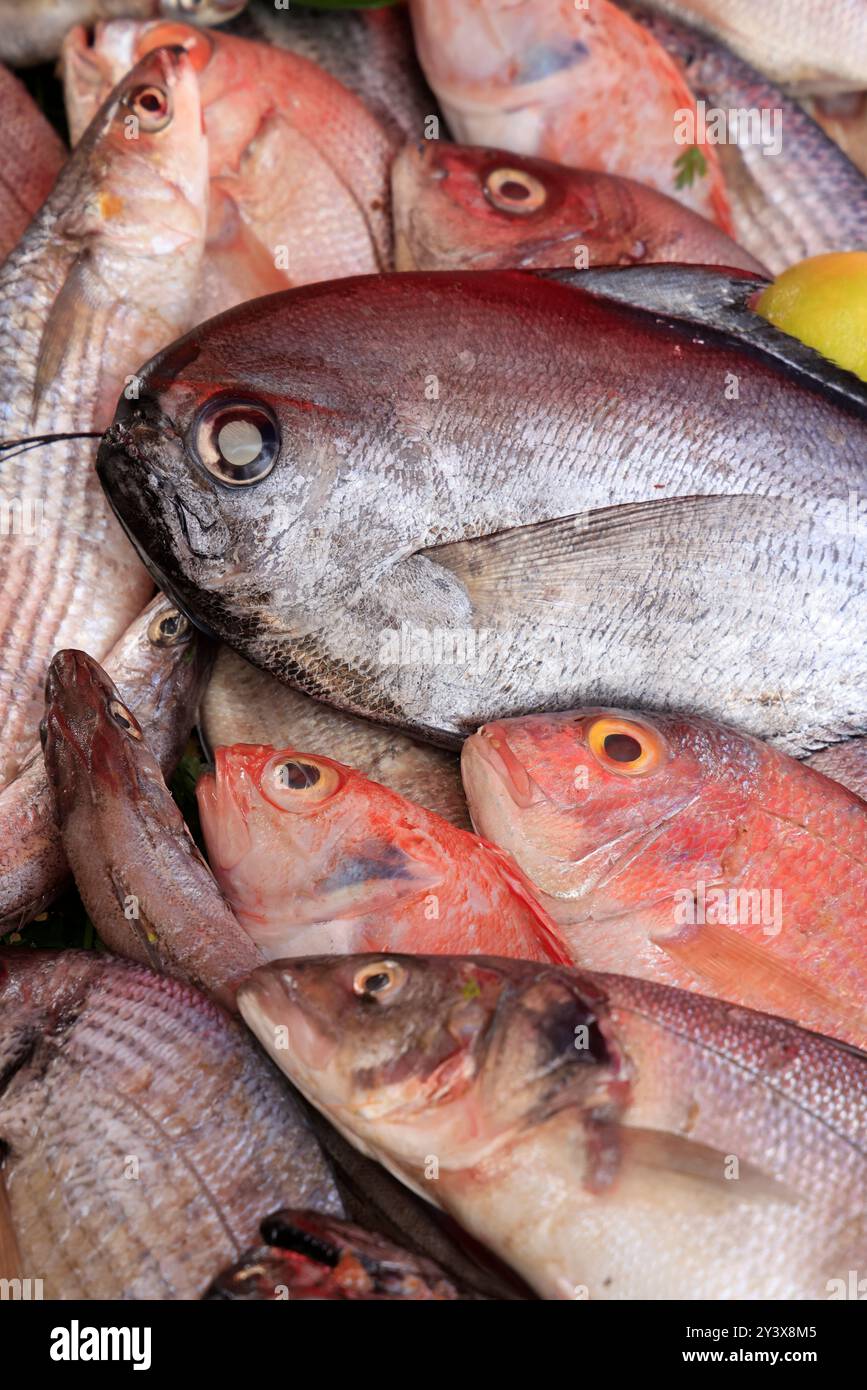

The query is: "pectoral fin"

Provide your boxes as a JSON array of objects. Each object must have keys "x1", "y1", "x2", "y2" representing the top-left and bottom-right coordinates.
[
  {"x1": 618, "y1": 1126, "x2": 796, "y2": 1206},
  {"x1": 655, "y1": 919, "x2": 865, "y2": 1043},
  {"x1": 426, "y1": 494, "x2": 798, "y2": 616}
]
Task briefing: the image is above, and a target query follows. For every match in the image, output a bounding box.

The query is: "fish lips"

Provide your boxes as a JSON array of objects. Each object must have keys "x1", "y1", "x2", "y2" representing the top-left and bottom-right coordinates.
[{"x1": 97, "y1": 397, "x2": 230, "y2": 629}]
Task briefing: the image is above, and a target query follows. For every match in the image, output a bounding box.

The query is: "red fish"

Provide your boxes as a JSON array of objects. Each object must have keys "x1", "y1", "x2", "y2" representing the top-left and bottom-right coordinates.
[
  {"x1": 196, "y1": 744, "x2": 567, "y2": 964},
  {"x1": 393, "y1": 140, "x2": 767, "y2": 273},
  {"x1": 461, "y1": 708, "x2": 867, "y2": 1049},
  {"x1": 409, "y1": 0, "x2": 732, "y2": 230},
  {"x1": 62, "y1": 19, "x2": 395, "y2": 319}
]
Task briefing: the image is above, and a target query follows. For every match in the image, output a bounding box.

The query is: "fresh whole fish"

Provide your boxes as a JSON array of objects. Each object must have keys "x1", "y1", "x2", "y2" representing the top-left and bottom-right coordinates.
[
  {"x1": 625, "y1": 2, "x2": 867, "y2": 274},
  {"x1": 641, "y1": 0, "x2": 867, "y2": 95},
  {"x1": 461, "y1": 707, "x2": 867, "y2": 1048},
  {"x1": 205, "y1": 1208, "x2": 462, "y2": 1300},
  {"x1": 239, "y1": 952, "x2": 867, "y2": 1300},
  {"x1": 239, "y1": 0, "x2": 439, "y2": 146},
  {"x1": 0, "y1": 949, "x2": 341, "y2": 1300},
  {"x1": 0, "y1": 65, "x2": 65, "y2": 266},
  {"x1": 393, "y1": 140, "x2": 767, "y2": 273},
  {"x1": 42, "y1": 649, "x2": 262, "y2": 1011},
  {"x1": 97, "y1": 264, "x2": 867, "y2": 759},
  {"x1": 62, "y1": 18, "x2": 395, "y2": 319},
  {"x1": 196, "y1": 743, "x2": 566, "y2": 962},
  {"x1": 0, "y1": 0, "x2": 247, "y2": 67},
  {"x1": 408, "y1": 0, "x2": 732, "y2": 229},
  {"x1": 0, "y1": 47, "x2": 208, "y2": 791},
  {"x1": 202, "y1": 646, "x2": 470, "y2": 828},
  {"x1": 0, "y1": 595, "x2": 214, "y2": 930}
]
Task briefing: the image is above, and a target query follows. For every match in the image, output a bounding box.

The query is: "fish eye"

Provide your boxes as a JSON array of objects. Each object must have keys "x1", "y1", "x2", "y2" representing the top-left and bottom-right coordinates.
[
  {"x1": 587, "y1": 717, "x2": 664, "y2": 776},
  {"x1": 261, "y1": 754, "x2": 343, "y2": 811},
  {"x1": 192, "y1": 398, "x2": 280, "y2": 486},
  {"x1": 353, "y1": 960, "x2": 407, "y2": 1000},
  {"x1": 147, "y1": 607, "x2": 192, "y2": 647},
  {"x1": 124, "y1": 83, "x2": 173, "y2": 134},
  {"x1": 485, "y1": 167, "x2": 547, "y2": 214},
  {"x1": 108, "y1": 698, "x2": 143, "y2": 739}
]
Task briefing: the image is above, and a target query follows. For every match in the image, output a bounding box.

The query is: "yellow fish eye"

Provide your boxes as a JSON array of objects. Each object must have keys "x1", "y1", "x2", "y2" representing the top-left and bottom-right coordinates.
[{"x1": 586, "y1": 717, "x2": 665, "y2": 776}]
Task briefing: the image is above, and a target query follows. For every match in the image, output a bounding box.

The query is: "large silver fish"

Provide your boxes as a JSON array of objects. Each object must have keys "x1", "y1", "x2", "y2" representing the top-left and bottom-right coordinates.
[
  {"x1": 0, "y1": 47, "x2": 208, "y2": 790},
  {"x1": 97, "y1": 264, "x2": 867, "y2": 760},
  {"x1": 239, "y1": 952, "x2": 867, "y2": 1300}
]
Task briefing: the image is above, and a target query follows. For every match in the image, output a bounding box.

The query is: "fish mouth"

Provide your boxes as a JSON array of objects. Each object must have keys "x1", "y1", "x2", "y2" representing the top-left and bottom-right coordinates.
[
  {"x1": 238, "y1": 964, "x2": 341, "y2": 1084},
  {"x1": 465, "y1": 724, "x2": 539, "y2": 808}
]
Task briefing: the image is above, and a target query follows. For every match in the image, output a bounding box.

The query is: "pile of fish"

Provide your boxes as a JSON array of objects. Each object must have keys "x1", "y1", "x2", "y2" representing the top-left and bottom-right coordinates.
[{"x1": 0, "y1": 0, "x2": 865, "y2": 1303}]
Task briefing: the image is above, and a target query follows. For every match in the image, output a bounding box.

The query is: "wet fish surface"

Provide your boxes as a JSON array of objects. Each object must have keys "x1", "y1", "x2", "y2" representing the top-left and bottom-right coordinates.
[
  {"x1": 42, "y1": 650, "x2": 262, "y2": 1010},
  {"x1": 197, "y1": 744, "x2": 565, "y2": 962},
  {"x1": 0, "y1": 0, "x2": 246, "y2": 66},
  {"x1": 461, "y1": 707, "x2": 867, "y2": 1048},
  {"x1": 0, "y1": 949, "x2": 342, "y2": 1300},
  {"x1": 240, "y1": 952, "x2": 867, "y2": 1300},
  {"x1": 0, "y1": 48, "x2": 208, "y2": 790},
  {"x1": 0, "y1": 596, "x2": 213, "y2": 930},
  {"x1": 0, "y1": 64, "x2": 65, "y2": 265},
  {"x1": 97, "y1": 265, "x2": 867, "y2": 759},
  {"x1": 393, "y1": 141, "x2": 767, "y2": 274},
  {"x1": 63, "y1": 18, "x2": 395, "y2": 318},
  {"x1": 202, "y1": 646, "x2": 469, "y2": 828},
  {"x1": 626, "y1": 2, "x2": 867, "y2": 273},
  {"x1": 205, "y1": 1208, "x2": 462, "y2": 1300}
]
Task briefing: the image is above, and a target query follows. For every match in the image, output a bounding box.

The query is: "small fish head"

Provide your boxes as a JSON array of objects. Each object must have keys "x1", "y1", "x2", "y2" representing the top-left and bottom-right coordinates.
[
  {"x1": 393, "y1": 141, "x2": 586, "y2": 271},
  {"x1": 238, "y1": 953, "x2": 624, "y2": 1180},
  {"x1": 197, "y1": 745, "x2": 441, "y2": 947},
  {"x1": 462, "y1": 708, "x2": 710, "y2": 907},
  {"x1": 79, "y1": 45, "x2": 208, "y2": 264},
  {"x1": 41, "y1": 651, "x2": 154, "y2": 815}
]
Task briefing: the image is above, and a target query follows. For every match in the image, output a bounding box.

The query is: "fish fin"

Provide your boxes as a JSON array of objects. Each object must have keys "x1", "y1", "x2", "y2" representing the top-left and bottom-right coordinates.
[
  {"x1": 541, "y1": 264, "x2": 867, "y2": 414},
  {"x1": 32, "y1": 253, "x2": 102, "y2": 423},
  {"x1": 426, "y1": 494, "x2": 801, "y2": 612},
  {"x1": 618, "y1": 1126, "x2": 796, "y2": 1205},
  {"x1": 654, "y1": 919, "x2": 865, "y2": 1042}
]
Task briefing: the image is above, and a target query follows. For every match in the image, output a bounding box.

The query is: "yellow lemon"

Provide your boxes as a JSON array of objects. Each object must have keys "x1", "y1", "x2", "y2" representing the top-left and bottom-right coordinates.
[{"x1": 755, "y1": 252, "x2": 867, "y2": 382}]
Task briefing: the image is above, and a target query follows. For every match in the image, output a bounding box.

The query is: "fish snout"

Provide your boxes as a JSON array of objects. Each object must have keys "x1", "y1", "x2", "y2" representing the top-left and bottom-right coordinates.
[{"x1": 465, "y1": 723, "x2": 536, "y2": 808}]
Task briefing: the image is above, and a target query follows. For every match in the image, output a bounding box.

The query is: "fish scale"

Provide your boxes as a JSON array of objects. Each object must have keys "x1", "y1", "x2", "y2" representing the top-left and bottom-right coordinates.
[
  {"x1": 0, "y1": 950, "x2": 342, "y2": 1300},
  {"x1": 461, "y1": 708, "x2": 867, "y2": 1047}
]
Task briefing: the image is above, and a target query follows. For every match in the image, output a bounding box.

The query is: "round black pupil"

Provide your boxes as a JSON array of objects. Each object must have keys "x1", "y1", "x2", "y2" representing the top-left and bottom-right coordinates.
[
  {"x1": 499, "y1": 179, "x2": 531, "y2": 200},
  {"x1": 279, "y1": 761, "x2": 320, "y2": 790},
  {"x1": 363, "y1": 973, "x2": 390, "y2": 993},
  {"x1": 161, "y1": 615, "x2": 181, "y2": 636},
  {"x1": 604, "y1": 733, "x2": 642, "y2": 763},
  {"x1": 140, "y1": 91, "x2": 162, "y2": 113},
  {"x1": 113, "y1": 710, "x2": 131, "y2": 730}
]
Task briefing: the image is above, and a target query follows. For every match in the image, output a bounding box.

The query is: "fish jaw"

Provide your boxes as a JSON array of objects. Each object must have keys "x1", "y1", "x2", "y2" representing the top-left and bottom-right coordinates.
[{"x1": 238, "y1": 952, "x2": 622, "y2": 1191}]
